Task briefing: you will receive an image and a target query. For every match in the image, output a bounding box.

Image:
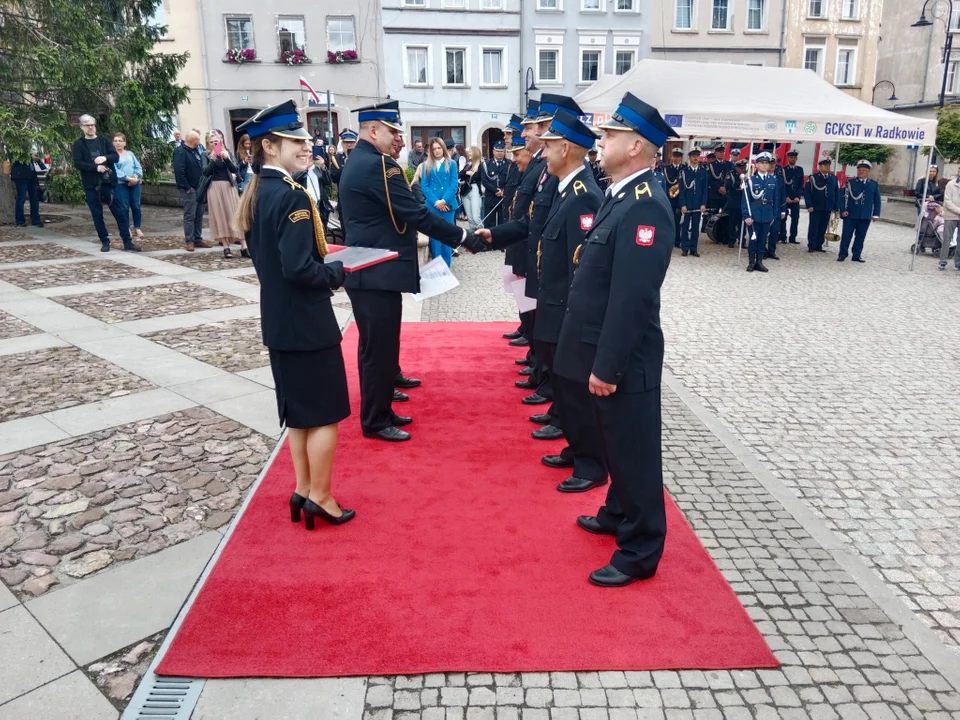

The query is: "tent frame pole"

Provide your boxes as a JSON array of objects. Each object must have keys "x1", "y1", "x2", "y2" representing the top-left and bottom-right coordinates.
[
  {"x1": 910, "y1": 147, "x2": 937, "y2": 272},
  {"x1": 737, "y1": 143, "x2": 756, "y2": 267}
]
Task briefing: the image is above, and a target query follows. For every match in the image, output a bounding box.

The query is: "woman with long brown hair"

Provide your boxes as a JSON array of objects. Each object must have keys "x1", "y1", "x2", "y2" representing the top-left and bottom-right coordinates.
[
  {"x1": 202, "y1": 131, "x2": 247, "y2": 258},
  {"x1": 459, "y1": 146, "x2": 483, "y2": 230},
  {"x1": 236, "y1": 133, "x2": 253, "y2": 195},
  {"x1": 234, "y1": 101, "x2": 353, "y2": 528}
]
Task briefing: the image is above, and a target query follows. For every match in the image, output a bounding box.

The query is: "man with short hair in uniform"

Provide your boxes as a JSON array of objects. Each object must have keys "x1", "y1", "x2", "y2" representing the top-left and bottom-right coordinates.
[
  {"x1": 328, "y1": 128, "x2": 357, "y2": 185},
  {"x1": 704, "y1": 151, "x2": 726, "y2": 236},
  {"x1": 338, "y1": 101, "x2": 472, "y2": 442},
  {"x1": 803, "y1": 157, "x2": 840, "y2": 253},
  {"x1": 766, "y1": 158, "x2": 787, "y2": 261},
  {"x1": 723, "y1": 157, "x2": 748, "y2": 248},
  {"x1": 588, "y1": 148, "x2": 607, "y2": 192},
  {"x1": 481, "y1": 140, "x2": 511, "y2": 228},
  {"x1": 679, "y1": 148, "x2": 707, "y2": 257},
  {"x1": 663, "y1": 148, "x2": 685, "y2": 248},
  {"x1": 781, "y1": 149, "x2": 804, "y2": 244},
  {"x1": 501, "y1": 114, "x2": 529, "y2": 343},
  {"x1": 838, "y1": 159, "x2": 881, "y2": 263},
  {"x1": 553, "y1": 91, "x2": 678, "y2": 587},
  {"x1": 742, "y1": 151, "x2": 780, "y2": 273}
]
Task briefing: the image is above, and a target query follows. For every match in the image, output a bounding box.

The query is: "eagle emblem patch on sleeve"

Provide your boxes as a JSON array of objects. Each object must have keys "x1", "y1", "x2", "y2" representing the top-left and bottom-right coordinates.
[
  {"x1": 580, "y1": 215, "x2": 594, "y2": 231},
  {"x1": 636, "y1": 225, "x2": 655, "y2": 246}
]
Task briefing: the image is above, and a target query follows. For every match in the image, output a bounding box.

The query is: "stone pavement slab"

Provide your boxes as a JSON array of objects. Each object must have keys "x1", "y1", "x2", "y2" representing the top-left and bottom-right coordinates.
[
  {"x1": 27, "y1": 531, "x2": 222, "y2": 665},
  {"x1": 168, "y1": 374, "x2": 268, "y2": 405},
  {"x1": 0, "y1": 580, "x2": 16, "y2": 612},
  {"x1": 0, "y1": 309, "x2": 38, "y2": 339},
  {"x1": 0, "y1": 332, "x2": 68, "y2": 357},
  {"x1": 145, "y1": 316, "x2": 269, "y2": 373},
  {"x1": 192, "y1": 677, "x2": 367, "y2": 720},
  {"x1": 0, "y1": 605, "x2": 75, "y2": 704},
  {"x1": 42, "y1": 387, "x2": 197, "y2": 437},
  {"x1": 0, "y1": 415, "x2": 69, "y2": 455},
  {"x1": 0, "y1": 243, "x2": 91, "y2": 263},
  {"x1": 0, "y1": 260, "x2": 154, "y2": 290},
  {"x1": 207, "y1": 389, "x2": 282, "y2": 439},
  {"x1": 0, "y1": 671, "x2": 118, "y2": 720}
]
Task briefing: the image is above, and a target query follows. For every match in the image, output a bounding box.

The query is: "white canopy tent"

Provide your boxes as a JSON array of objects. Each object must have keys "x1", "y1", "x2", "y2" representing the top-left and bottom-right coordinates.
[{"x1": 574, "y1": 60, "x2": 938, "y2": 268}]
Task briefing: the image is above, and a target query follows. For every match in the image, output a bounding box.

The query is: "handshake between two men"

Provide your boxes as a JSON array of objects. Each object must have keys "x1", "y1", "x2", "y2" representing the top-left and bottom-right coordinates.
[{"x1": 460, "y1": 228, "x2": 493, "y2": 254}]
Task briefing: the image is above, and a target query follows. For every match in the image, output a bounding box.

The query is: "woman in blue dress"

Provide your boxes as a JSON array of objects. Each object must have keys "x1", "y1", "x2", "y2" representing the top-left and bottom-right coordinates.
[{"x1": 420, "y1": 137, "x2": 459, "y2": 266}]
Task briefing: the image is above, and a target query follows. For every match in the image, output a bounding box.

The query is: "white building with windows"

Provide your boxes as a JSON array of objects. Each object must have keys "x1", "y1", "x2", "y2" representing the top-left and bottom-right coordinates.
[
  {"x1": 381, "y1": 0, "x2": 521, "y2": 157},
  {"x1": 199, "y1": 0, "x2": 384, "y2": 149},
  {"x1": 648, "y1": 0, "x2": 787, "y2": 66},
  {"x1": 520, "y1": 0, "x2": 651, "y2": 108}
]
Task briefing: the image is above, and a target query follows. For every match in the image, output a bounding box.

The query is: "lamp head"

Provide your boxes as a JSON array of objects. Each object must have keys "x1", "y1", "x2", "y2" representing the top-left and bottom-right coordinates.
[{"x1": 912, "y1": 12, "x2": 933, "y2": 27}]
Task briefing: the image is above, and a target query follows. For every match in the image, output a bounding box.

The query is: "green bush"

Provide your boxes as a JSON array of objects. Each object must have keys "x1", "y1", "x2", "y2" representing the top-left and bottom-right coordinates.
[
  {"x1": 46, "y1": 170, "x2": 85, "y2": 205},
  {"x1": 829, "y1": 143, "x2": 894, "y2": 167},
  {"x1": 405, "y1": 167, "x2": 417, "y2": 183}
]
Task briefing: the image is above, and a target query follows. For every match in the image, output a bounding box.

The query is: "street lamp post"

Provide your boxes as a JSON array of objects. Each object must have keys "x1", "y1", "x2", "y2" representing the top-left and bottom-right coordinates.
[
  {"x1": 524, "y1": 67, "x2": 538, "y2": 109},
  {"x1": 871, "y1": 80, "x2": 899, "y2": 105},
  {"x1": 913, "y1": 0, "x2": 954, "y2": 163}
]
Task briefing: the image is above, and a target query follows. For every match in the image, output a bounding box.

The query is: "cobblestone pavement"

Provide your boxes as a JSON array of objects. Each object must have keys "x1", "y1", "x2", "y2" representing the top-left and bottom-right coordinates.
[
  {"x1": 159, "y1": 250, "x2": 254, "y2": 272},
  {"x1": 0, "y1": 310, "x2": 38, "y2": 340},
  {"x1": 145, "y1": 316, "x2": 270, "y2": 372},
  {"x1": 53, "y1": 281, "x2": 254, "y2": 323},
  {"x1": 0, "y1": 228, "x2": 31, "y2": 242},
  {"x1": 122, "y1": 234, "x2": 196, "y2": 252},
  {"x1": 0, "y1": 408, "x2": 270, "y2": 599},
  {"x1": 0, "y1": 346, "x2": 154, "y2": 421},
  {"x1": 0, "y1": 259, "x2": 155, "y2": 290},
  {"x1": 0, "y1": 243, "x2": 91, "y2": 263}
]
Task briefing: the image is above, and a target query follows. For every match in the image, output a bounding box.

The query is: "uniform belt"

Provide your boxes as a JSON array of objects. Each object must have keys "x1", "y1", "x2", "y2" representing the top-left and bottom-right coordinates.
[{"x1": 761, "y1": 199, "x2": 774, "y2": 205}]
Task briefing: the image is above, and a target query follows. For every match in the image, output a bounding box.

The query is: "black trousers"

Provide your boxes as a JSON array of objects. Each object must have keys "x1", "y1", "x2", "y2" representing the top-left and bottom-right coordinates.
[
  {"x1": 484, "y1": 199, "x2": 504, "y2": 228},
  {"x1": 519, "y1": 307, "x2": 537, "y2": 366},
  {"x1": 533, "y1": 339, "x2": 561, "y2": 426},
  {"x1": 593, "y1": 386, "x2": 666, "y2": 577},
  {"x1": 671, "y1": 206, "x2": 682, "y2": 247},
  {"x1": 552, "y1": 371, "x2": 606, "y2": 482},
  {"x1": 807, "y1": 210, "x2": 831, "y2": 250},
  {"x1": 781, "y1": 201, "x2": 800, "y2": 241},
  {"x1": 345, "y1": 288, "x2": 402, "y2": 433}
]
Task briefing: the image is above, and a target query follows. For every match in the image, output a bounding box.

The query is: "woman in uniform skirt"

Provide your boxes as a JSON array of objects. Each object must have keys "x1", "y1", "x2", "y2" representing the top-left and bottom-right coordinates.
[{"x1": 234, "y1": 100, "x2": 355, "y2": 528}]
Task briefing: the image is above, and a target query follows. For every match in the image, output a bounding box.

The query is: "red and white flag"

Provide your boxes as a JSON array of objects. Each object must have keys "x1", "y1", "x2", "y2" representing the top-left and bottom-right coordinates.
[{"x1": 299, "y1": 76, "x2": 322, "y2": 105}]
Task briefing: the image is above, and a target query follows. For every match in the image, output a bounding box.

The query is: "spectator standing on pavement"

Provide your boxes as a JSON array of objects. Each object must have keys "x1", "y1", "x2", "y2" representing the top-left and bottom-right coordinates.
[
  {"x1": 407, "y1": 140, "x2": 426, "y2": 169},
  {"x1": 422, "y1": 137, "x2": 459, "y2": 267},
  {"x1": 916, "y1": 166, "x2": 943, "y2": 214},
  {"x1": 11, "y1": 154, "x2": 45, "y2": 228},
  {"x1": 202, "y1": 132, "x2": 246, "y2": 258},
  {"x1": 112, "y1": 133, "x2": 145, "y2": 240},
  {"x1": 71, "y1": 114, "x2": 141, "y2": 253},
  {"x1": 173, "y1": 130, "x2": 212, "y2": 251},
  {"x1": 939, "y1": 172, "x2": 960, "y2": 271},
  {"x1": 236, "y1": 134, "x2": 253, "y2": 195},
  {"x1": 171, "y1": 129, "x2": 183, "y2": 147}
]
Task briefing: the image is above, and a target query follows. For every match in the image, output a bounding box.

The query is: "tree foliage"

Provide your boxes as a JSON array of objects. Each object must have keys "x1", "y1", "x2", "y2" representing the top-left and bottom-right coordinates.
[
  {"x1": 921, "y1": 105, "x2": 960, "y2": 163},
  {"x1": 830, "y1": 143, "x2": 894, "y2": 167},
  {"x1": 0, "y1": 0, "x2": 189, "y2": 185}
]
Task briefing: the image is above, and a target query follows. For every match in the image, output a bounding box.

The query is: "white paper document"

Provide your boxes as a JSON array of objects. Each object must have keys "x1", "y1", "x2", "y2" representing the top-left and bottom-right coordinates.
[
  {"x1": 501, "y1": 265, "x2": 521, "y2": 294},
  {"x1": 413, "y1": 257, "x2": 460, "y2": 301},
  {"x1": 511, "y1": 278, "x2": 537, "y2": 313}
]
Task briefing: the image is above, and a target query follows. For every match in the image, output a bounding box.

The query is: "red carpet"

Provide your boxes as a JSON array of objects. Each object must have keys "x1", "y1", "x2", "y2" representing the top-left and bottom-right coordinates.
[{"x1": 156, "y1": 322, "x2": 778, "y2": 677}]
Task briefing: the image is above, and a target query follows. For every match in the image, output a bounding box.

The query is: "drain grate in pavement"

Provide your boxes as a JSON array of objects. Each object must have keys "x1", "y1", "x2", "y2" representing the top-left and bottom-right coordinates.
[{"x1": 122, "y1": 675, "x2": 204, "y2": 719}]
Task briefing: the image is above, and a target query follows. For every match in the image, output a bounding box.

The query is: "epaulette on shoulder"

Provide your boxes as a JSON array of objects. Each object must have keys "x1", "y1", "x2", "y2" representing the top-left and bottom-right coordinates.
[
  {"x1": 572, "y1": 179, "x2": 588, "y2": 196},
  {"x1": 282, "y1": 176, "x2": 304, "y2": 192}
]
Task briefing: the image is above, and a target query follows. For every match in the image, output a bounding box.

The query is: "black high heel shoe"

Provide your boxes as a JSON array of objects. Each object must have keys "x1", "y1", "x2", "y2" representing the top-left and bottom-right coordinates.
[
  {"x1": 289, "y1": 492, "x2": 307, "y2": 523},
  {"x1": 223, "y1": 247, "x2": 233, "y2": 258},
  {"x1": 240, "y1": 248, "x2": 250, "y2": 259},
  {"x1": 303, "y1": 499, "x2": 355, "y2": 530}
]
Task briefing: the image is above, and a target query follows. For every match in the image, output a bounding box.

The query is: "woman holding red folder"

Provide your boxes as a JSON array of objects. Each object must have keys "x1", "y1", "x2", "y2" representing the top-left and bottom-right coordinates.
[{"x1": 235, "y1": 100, "x2": 355, "y2": 529}]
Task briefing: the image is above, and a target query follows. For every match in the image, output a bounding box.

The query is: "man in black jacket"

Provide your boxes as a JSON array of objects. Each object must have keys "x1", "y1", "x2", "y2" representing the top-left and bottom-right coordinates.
[
  {"x1": 173, "y1": 131, "x2": 212, "y2": 251},
  {"x1": 339, "y1": 101, "x2": 470, "y2": 442},
  {"x1": 71, "y1": 115, "x2": 140, "y2": 252},
  {"x1": 11, "y1": 155, "x2": 46, "y2": 227},
  {"x1": 480, "y1": 141, "x2": 511, "y2": 228}
]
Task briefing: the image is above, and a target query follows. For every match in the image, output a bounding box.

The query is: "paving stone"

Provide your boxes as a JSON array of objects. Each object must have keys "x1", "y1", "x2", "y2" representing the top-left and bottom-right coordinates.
[
  {"x1": 54, "y1": 282, "x2": 252, "y2": 323},
  {"x1": 159, "y1": 251, "x2": 254, "y2": 272},
  {"x1": 0, "y1": 310, "x2": 40, "y2": 340},
  {"x1": 144, "y1": 316, "x2": 266, "y2": 371},
  {"x1": 0, "y1": 259, "x2": 154, "y2": 289}
]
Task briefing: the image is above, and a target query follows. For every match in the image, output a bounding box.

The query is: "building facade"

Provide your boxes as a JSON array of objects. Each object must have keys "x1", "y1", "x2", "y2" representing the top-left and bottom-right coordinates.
[
  {"x1": 150, "y1": 0, "x2": 210, "y2": 136},
  {"x1": 519, "y1": 0, "x2": 651, "y2": 105},
  {"x1": 648, "y1": 0, "x2": 787, "y2": 65},
  {"x1": 783, "y1": 0, "x2": 882, "y2": 103},
  {"x1": 381, "y1": 0, "x2": 521, "y2": 157},
  {"x1": 198, "y1": 0, "x2": 384, "y2": 150},
  {"x1": 874, "y1": 1, "x2": 957, "y2": 188}
]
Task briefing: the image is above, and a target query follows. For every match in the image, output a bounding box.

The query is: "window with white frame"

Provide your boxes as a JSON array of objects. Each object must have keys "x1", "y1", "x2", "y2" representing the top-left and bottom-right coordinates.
[
  {"x1": 406, "y1": 46, "x2": 429, "y2": 85},
  {"x1": 808, "y1": 0, "x2": 825, "y2": 18},
  {"x1": 277, "y1": 16, "x2": 306, "y2": 55},
  {"x1": 803, "y1": 42, "x2": 825, "y2": 76},
  {"x1": 747, "y1": 0, "x2": 766, "y2": 29},
  {"x1": 582, "y1": 0, "x2": 601, "y2": 9},
  {"x1": 538, "y1": 0, "x2": 559, "y2": 9},
  {"x1": 327, "y1": 17, "x2": 355, "y2": 53},
  {"x1": 444, "y1": 47, "x2": 466, "y2": 85},
  {"x1": 712, "y1": 0, "x2": 730, "y2": 29},
  {"x1": 948, "y1": 60, "x2": 960, "y2": 93},
  {"x1": 147, "y1": 0, "x2": 168, "y2": 37},
  {"x1": 835, "y1": 45, "x2": 857, "y2": 85},
  {"x1": 616, "y1": 0, "x2": 634, "y2": 8},
  {"x1": 580, "y1": 49, "x2": 601, "y2": 83},
  {"x1": 444, "y1": 0, "x2": 465, "y2": 6},
  {"x1": 841, "y1": 0, "x2": 858, "y2": 19},
  {"x1": 952, "y1": 2, "x2": 960, "y2": 29},
  {"x1": 481, "y1": 47, "x2": 504, "y2": 85},
  {"x1": 403, "y1": 0, "x2": 425, "y2": 6},
  {"x1": 615, "y1": 49, "x2": 635, "y2": 75},
  {"x1": 225, "y1": 15, "x2": 254, "y2": 50},
  {"x1": 481, "y1": 0, "x2": 502, "y2": 7},
  {"x1": 538, "y1": 48, "x2": 559, "y2": 82},
  {"x1": 675, "y1": 0, "x2": 693, "y2": 28}
]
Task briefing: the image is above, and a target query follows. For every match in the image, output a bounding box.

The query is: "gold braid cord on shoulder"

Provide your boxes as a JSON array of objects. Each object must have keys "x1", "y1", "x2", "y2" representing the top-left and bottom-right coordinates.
[
  {"x1": 573, "y1": 244, "x2": 583, "y2": 265},
  {"x1": 382, "y1": 155, "x2": 408, "y2": 235},
  {"x1": 283, "y1": 176, "x2": 328, "y2": 257}
]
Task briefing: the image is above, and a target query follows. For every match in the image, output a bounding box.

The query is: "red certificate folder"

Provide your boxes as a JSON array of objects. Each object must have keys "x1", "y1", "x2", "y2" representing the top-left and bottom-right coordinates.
[{"x1": 324, "y1": 244, "x2": 399, "y2": 272}]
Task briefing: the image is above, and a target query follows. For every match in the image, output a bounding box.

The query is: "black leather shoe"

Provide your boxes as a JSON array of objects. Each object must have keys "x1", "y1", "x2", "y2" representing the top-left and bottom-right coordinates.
[
  {"x1": 100, "y1": 243, "x2": 110, "y2": 252},
  {"x1": 815, "y1": 248, "x2": 827, "y2": 253},
  {"x1": 689, "y1": 250, "x2": 700, "y2": 257},
  {"x1": 852, "y1": 257, "x2": 865, "y2": 263},
  {"x1": 515, "y1": 358, "x2": 531, "y2": 366},
  {"x1": 522, "y1": 393, "x2": 549, "y2": 405},
  {"x1": 589, "y1": 564, "x2": 653, "y2": 587},
  {"x1": 681, "y1": 249, "x2": 688, "y2": 257},
  {"x1": 530, "y1": 413, "x2": 552, "y2": 425},
  {"x1": 518, "y1": 366, "x2": 535, "y2": 376},
  {"x1": 837, "y1": 256, "x2": 845, "y2": 262},
  {"x1": 789, "y1": 239, "x2": 799, "y2": 244},
  {"x1": 395, "y1": 374, "x2": 421, "y2": 389},
  {"x1": 508, "y1": 337, "x2": 529, "y2": 347},
  {"x1": 577, "y1": 515, "x2": 616, "y2": 536},
  {"x1": 542, "y1": 454, "x2": 574, "y2": 469},
  {"x1": 123, "y1": 243, "x2": 142, "y2": 252},
  {"x1": 290, "y1": 492, "x2": 307, "y2": 523},
  {"x1": 391, "y1": 415, "x2": 413, "y2": 427},
  {"x1": 362, "y1": 426, "x2": 411, "y2": 442},
  {"x1": 765, "y1": 252, "x2": 779, "y2": 260},
  {"x1": 557, "y1": 476, "x2": 608, "y2": 493},
  {"x1": 516, "y1": 379, "x2": 537, "y2": 390},
  {"x1": 303, "y1": 499, "x2": 355, "y2": 529},
  {"x1": 393, "y1": 390, "x2": 409, "y2": 402},
  {"x1": 503, "y1": 330, "x2": 523, "y2": 340},
  {"x1": 532, "y1": 424, "x2": 564, "y2": 440},
  {"x1": 807, "y1": 248, "x2": 815, "y2": 253},
  {"x1": 240, "y1": 248, "x2": 251, "y2": 258}
]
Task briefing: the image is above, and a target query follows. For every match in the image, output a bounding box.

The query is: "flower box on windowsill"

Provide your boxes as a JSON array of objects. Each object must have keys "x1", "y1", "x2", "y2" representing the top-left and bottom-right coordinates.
[
  {"x1": 280, "y1": 50, "x2": 311, "y2": 66},
  {"x1": 225, "y1": 48, "x2": 257, "y2": 64},
  {"x1": 327, "y1": 50, "x2": 359, "y2": 64}
]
